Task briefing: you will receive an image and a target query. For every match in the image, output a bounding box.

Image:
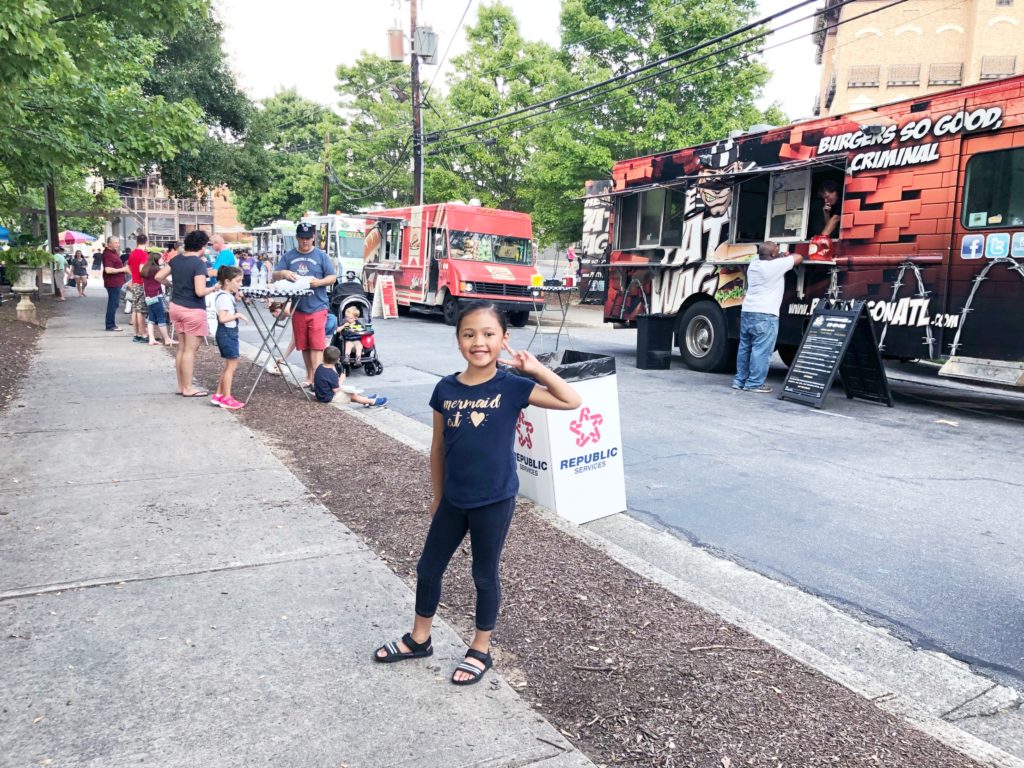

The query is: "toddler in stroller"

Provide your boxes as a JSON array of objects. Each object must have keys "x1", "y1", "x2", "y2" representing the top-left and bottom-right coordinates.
[{"x1": 330, "y1": 292, "x2": 383, "y2": 375}]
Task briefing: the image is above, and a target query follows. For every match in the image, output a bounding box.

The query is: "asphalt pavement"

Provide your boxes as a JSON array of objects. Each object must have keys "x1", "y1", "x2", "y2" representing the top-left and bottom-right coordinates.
[{"x1": 0, "y1": 294, "x2": 591, "y2": 768}]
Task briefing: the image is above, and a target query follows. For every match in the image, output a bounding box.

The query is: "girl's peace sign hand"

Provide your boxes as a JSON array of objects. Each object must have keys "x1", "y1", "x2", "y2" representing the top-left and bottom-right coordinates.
[{"x1": 501, "y1": 341, "x2": 542, "y2": 376}]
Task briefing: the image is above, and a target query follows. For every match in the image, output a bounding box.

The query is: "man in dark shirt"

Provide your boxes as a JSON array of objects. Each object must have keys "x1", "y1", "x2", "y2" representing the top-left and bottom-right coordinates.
[{"x1": 101, "y1": 236, "x2": 130, "y2": 331}]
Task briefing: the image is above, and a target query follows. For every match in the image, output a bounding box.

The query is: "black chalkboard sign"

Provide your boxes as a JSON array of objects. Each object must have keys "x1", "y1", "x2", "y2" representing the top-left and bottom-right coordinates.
[{"x1": 779, "y1": 300, "x2": 893, "y2": 409}]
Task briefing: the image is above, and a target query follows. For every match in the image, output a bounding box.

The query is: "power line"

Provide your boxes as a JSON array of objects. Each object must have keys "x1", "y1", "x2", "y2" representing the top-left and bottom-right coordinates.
[
  {"x1": 430, "y1": 0, "x2": 820, "y2": 142},
  {"x1": 422, "y1": 0, "x2": 475, "y2": 102},
  {"x1": 425, "y1": 0, "x2": 913, "y2": 157}
]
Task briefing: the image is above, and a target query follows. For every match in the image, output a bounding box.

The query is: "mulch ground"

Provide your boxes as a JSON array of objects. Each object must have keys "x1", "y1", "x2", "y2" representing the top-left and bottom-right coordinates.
[
  {"x1": 0, "y1": 287, "x2": 59, "y2": 415},
  {"x1": 185, "y1": 345, "x2": 981, "y2": 768}
]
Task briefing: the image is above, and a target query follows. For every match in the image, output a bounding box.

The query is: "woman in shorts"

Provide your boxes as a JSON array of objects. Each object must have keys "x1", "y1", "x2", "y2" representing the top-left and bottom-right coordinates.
[{"x1": 155, "y1": 230, "x2": 216, "y2": 398}]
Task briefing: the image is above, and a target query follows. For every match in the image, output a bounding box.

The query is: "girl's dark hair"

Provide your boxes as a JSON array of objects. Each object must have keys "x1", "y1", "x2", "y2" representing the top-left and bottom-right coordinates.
[
  {"x1": 141, "y1": 251, "x2": 162, "y2": 278},
  {"x1": 183, "y1": 230, "x2": 209, "y2": 251},
  {"x1": 217, "y1": 265, "x2": 243, "y2": 284},
  {"x1": 456, "y1": 301, "x2": 507, "y2": 333}
]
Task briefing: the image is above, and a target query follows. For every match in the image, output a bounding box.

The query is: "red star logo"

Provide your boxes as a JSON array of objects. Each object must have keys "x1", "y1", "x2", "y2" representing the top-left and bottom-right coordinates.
[
  {"x1": 569, "y1": 407, "x2": 603, "y2": 447},
  {"x1": 516, "y1": 411, "x2": 534, "y2": 448}
]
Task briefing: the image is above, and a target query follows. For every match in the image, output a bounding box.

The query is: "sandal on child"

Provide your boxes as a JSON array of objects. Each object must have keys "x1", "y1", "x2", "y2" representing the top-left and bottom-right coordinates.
[
  {"x1": 373, "y1": 632, "x2": 433, "y2": 663},
  {"x1": 451, "y1": 648, "x2": 492, "y2": 686}
]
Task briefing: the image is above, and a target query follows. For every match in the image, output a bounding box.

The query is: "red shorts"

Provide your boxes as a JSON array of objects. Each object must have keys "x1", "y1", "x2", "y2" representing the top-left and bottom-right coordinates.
[{"x1": 292, "y1": 309, "x2": 328, "y2": 351}]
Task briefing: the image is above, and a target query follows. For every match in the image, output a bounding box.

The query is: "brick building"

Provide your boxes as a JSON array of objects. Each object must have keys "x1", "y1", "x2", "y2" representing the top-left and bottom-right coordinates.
[
  {"x1": 816, "y1": 0, "x2": 1022, "y2": 116},
  {"x1": 110, "y1": 177, "x2": 251, "y2": 249}
]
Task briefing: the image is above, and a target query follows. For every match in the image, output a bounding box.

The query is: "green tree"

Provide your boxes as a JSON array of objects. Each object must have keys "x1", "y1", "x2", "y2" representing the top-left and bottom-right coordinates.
[
  {"x1": 145, "y1": 9, "x2": 263, "y2": 197},
  {"x1": 0, "y1": 0, "x2": 206, "y2": 214},
  {"x1": 232, "y1": 90, "x2": 334, "y2": 229},
  {"x1": 559, "y1": 0, "x2": 780, "y2": 154},
  {"x1": 437, "y1": 2, "x2": 581, "y2": 216}
]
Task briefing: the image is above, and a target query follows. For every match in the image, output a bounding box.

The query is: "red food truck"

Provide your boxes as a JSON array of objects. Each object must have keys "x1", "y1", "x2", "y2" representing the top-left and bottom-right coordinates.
[
  {"x1": 361, "y1": 203, "x2": 542, "y2": 326},
  {"x1": 587, "y1": 75, "x2": 1024, "y2": 386}
]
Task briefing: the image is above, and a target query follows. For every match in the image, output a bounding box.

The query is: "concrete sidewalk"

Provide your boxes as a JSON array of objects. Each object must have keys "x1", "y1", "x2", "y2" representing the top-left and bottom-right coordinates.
[{"x1": 0, "y1": 296, "x2": 591, "y2": 767}]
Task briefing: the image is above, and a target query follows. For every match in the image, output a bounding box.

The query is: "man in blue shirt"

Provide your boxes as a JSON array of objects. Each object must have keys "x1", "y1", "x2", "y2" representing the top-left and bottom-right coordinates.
[
  {"x1": 273, "y1": 222, "x2": 337, "y2": 387},
  {"x1": 208, "y1": 234, "x2": 236, "y2": 285}
]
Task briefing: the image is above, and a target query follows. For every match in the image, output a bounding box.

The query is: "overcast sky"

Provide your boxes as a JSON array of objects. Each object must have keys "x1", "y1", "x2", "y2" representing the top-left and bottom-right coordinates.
[{"x1": 216, "y1": 0, "x2": 819, "y2": 122}]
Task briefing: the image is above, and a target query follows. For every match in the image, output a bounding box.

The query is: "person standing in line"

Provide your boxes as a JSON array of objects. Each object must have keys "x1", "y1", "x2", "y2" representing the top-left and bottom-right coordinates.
[
  {"x1": 373, "y1": 302, "x2": 581, "y2": 685},
  {"x1": 272, "y1": 222, "x2": 337, "y2": 388},
  {"x1": 240, "y1": 249, "x2": 254, "y2": 287},
  {"x1": 127, "y1": 235, "x2": 150, "y2": 343},
  {"x1": 91, "y1": 249, "x2": 102, "y2": 276},
  {"x1": 52, "y1": 247, "x2": 68, "y2": 301},
  {"x1": 72, "y1": 250, "x2": 89, "y2": 297},
  {"x1": 210, "y1": 266, "x2": 247, "y2": 410},
  {"x1": 208, "y1": 234, "x2": 235, "y2": 283},
  {"x1": 141, "y1": 251, "x2": 174, "y2": 347},
  {"x1": 155, "y1": 230, "x2": 216, "y2": 398},
  {"x1": 732, "y1": 241, "x2": 803, "y2": 393},
  {"x1": 101, "y1": 236, "x2": 130, "y2": 331}
]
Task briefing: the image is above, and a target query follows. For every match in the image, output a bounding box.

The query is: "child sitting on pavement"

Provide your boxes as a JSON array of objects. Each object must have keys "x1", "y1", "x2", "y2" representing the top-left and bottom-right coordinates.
[{"x1": 314, "y1": 347, "x2": 388, "y2": 408}]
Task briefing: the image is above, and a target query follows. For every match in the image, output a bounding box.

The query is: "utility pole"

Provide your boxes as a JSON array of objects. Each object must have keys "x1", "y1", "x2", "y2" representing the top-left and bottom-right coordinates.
[
  {"x1": 322, "y1": 128, "x2": 331, "y2": 215},
  {"x1": 45, "y1": 181, "x2": 59, "y2": 296},
  {"x1": 410, "y1": 0, "x2": 424, "y2": 206}
]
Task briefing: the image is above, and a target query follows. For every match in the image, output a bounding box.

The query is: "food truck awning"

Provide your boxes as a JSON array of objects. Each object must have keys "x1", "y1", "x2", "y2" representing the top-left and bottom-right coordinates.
[{"x1": 580, "y1": 154, "x2": 848, "y2": 200}]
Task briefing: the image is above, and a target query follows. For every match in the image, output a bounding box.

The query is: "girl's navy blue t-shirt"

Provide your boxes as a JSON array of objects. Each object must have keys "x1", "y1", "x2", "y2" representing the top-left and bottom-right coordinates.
[{"x1": 429, "y1": 368, "x2": 535, "y2": 509}]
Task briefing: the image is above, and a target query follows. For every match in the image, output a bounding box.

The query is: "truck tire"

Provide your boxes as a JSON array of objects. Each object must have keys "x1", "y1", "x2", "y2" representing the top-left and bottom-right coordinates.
[
  {"x1": 508, "y1": 310, "x2": 530, "y2": 328},
  {"x1": 778, "y1": 344, "x2": 798, "y2": 368},
  {"x1": 442, "y1": 294, "x2": 459, "y2": 326},
  {"x1": 676, "y1": 302, "x2": 732, "y2": 372}
]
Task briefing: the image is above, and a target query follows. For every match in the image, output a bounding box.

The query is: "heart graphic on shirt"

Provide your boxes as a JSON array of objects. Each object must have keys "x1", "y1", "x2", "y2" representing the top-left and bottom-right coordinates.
[{"x1": 470, "y1": 411, "x2": 486, "y2": 427}]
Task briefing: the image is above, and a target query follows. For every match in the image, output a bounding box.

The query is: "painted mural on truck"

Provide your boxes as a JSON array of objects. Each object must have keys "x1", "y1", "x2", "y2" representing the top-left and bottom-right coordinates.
[{"x1": 598, "y1": 75, "x2": 1024, "y2": 377}]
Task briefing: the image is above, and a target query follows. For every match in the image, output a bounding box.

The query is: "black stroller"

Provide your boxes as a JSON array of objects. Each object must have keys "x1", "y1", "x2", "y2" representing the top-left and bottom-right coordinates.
[{"x1": 329, "y1": 278, "x2": 383, "y2": 376}]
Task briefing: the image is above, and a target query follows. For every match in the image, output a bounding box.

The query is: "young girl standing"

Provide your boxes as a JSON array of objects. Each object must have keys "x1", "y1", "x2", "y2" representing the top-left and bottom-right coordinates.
[
  {"x1": 212, "y1": 266, "x2": 247, "y2": 410},
  {"x1": 374, "y1": 302, "x2": 581, "y2": 685}
]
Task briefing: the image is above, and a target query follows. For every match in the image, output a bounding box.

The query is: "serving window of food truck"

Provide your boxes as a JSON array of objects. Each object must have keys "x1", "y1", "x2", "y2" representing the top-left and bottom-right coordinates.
[
  {"x1": 614, "y1": 187, "x2": 692, "y2": 250},
  {"x1": 731, "y1": 166, "x2": 847, "y2": 244}
]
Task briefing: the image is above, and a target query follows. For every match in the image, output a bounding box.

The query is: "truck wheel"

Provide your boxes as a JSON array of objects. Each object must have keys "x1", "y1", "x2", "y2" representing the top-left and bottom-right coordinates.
[
  {"x1": 676, "y1": 302, "x2": 732, "y2": 372},
  {"x1": 508, "y1": 310, "x2": 530, "y2": 328},
  {"x1": 778, "y1": 344, "x2": 798, "y2": 368},
  {"x1": 442, "y1": 295, "x2": 459, "y2": 326}
]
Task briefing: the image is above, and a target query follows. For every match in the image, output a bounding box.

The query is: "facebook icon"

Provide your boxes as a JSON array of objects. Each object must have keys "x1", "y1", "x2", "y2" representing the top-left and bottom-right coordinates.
[{"x1": 960, "y1": 234, "x2": 984, "y2": 259}]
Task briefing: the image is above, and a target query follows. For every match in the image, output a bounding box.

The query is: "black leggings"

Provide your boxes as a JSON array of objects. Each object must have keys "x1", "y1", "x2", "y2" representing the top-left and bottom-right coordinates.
[{"x1": 415, "y1": 495, "x2": 516, "y2": 632}]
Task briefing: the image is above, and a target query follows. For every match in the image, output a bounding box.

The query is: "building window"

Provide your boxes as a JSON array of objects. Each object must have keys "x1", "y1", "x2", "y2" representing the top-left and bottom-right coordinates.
[
  {"x1": 848, "y1": 64, "x2": 880, "y2": 87},
  {"x1": 929, "y1": 62, "x2": 963, "y2": 85},
  {"x1": 980, "y1": 55, "x2": 1016, "y2": 80},
  {"x1": 962, "y1": 148, "x2": 1024, "y2": 229},
  {"x1": 995, "y1": 0, "x2": 1013, "y2": 6},
  {"x1": 888, "y1": 63, "x2": 921, "y2": 86}
]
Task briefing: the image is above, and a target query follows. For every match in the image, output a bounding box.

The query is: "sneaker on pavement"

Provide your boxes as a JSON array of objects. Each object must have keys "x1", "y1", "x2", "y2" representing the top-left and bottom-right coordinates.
[
  {"x1": 364, "y1": 396, "x2": 388, "y2": 408},
  {"x1": 220, "y1": 396, "x2": 245, "y2": 410},
  {"x1": 132, "y1": 335, "x2": 147, "y2": 343},
  {"x1": 731, "y1": 384, "x2": 743, "y2": 390},
  {"x1": 210, "y1": 394, "x2": 224, "y2": 407},
  {"x1": 745, "y1": 385, "x2": 772, "y2": 393}
]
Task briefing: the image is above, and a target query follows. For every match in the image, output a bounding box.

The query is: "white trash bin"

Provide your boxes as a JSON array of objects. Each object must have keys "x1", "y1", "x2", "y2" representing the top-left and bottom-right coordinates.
[{"x1": 515, "y1": 350, "x2": 626, "y2": 524}]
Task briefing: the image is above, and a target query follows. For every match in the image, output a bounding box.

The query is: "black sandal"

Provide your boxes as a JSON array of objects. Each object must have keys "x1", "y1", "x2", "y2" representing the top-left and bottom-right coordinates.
[
  {"x1": 451, "y1": 648, "x2": 492, "y2": 686},
  {"x1": 373, "y1": 632, "x2": 433, "y2": 663}
]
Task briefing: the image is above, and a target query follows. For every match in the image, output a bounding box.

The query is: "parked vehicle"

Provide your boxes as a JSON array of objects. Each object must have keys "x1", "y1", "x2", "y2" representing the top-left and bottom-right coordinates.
[
  {"x1": 251, "y1": 220, "x2": 296, "y2": 260},
  {"x1": 590, "y1": 75, "x2": 1024, "y2": 386},
  {"x1": 362, "y1": 203, "x2": 542, "y2": 326},
  {"x1": 299, "y1": 213, "x2": 367, "y2": 278}
]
